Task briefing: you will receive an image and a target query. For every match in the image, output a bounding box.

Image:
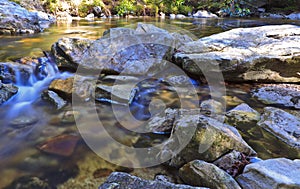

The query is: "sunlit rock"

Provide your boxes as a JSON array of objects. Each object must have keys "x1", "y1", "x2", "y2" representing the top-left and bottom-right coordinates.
[
  {"x1": 252, "y1": 84, "x2": 300, "y2": 109},
  {"x1": 174, "y1": 25, "x2": 300, "y2": 83},
  {"x1": 193, "y1": 10, "x2": 218, "y2": 18},
  {"x1": 179, "y1": 160, "x2": 241, "y2": 189},
  {"x1": 225, "y1": 103, "x2": 260, "y2": 126},
  {"x1": 158, "y1": 111, "x2": 256, "y2": 167},
  {"x1": 257, "y1": 107, "x2": 300, "y2": 149},
  {"x1": 236, "y1": 158, "x2": 300, "y2": 189},
  {"x1": 42, "y1": 90, "x2": 67, "y2": 110}
]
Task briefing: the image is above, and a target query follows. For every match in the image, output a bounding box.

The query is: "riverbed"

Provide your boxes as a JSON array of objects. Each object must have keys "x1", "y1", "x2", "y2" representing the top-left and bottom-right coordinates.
[{"x1": 0, "y1": 17, "x2": 299, "y2": 188}]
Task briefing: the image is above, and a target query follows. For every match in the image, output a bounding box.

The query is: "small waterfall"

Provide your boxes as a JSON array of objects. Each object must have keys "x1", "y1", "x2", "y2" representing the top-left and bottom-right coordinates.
[{"x1": 0, "y1": 57, "x2": 72, "y2": 158}]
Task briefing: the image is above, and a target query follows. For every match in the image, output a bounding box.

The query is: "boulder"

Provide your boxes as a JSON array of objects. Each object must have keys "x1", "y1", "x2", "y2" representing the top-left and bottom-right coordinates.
[
  {"x1": 158, "y1": 109, "x2": 256, "y2": 167},
  {"x1": 225, "y1": 103, "x2": 260, "y2": 126},
  {"x1": 193, "y1": 10, "x2": 218, "y2": 18},
  {"x1": 236, "y1": 158, "x2": 300, "y2": 189},
  {"x1": 51, "y1": 38, "x2": 92, "y2": 71},
  {"x1": 257, "y1": 107, "x2": 300, "y2": 149},
  {"x1": 252, "y1": 84, "x2": 300, "y2": 109},
  {"x1": 99, "y1": 172, "x2": 207, "y2": 189},
  {"x1": 0, "y1": 62, "x2": 34, "y2": 85},
  {"x1": 51, "y1": 23, "x2": 192, "y2": 75},
  {"x1": 174, "y1": 25, "x2": 300, "y2": 83},
  {"x1": 0, "y1": 0, "x2": 53, "y2": 34},
  {"x1": 0, "y1": 81, "x2": 18, "y2": 105},
  {"x1": 179, "y1": 160, "x2": 241, "y2": 189}
]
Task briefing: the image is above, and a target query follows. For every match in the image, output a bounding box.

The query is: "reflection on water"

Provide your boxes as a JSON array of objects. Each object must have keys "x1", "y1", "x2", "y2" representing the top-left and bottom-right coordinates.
[{"x1": 0, "y1": 17, "x2": 300, "y2": 188}]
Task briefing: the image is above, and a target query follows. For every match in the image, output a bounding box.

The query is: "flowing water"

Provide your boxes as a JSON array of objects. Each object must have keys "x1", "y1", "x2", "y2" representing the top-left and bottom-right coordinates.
[{"x1": 0, "y1": 17, "x2": 300, "y2": 188}]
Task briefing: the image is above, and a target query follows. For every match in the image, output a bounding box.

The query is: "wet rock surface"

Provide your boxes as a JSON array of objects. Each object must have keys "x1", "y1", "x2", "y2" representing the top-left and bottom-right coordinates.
[
  {"x1": 0, "y1": 0, "x2": 54, "y2": 34},
  {"x1": 99, "y1": 172, "x2": 206, "y2": 189},
  {"x1": 179, "y1": 160, "x2": 241, "y2": 189},
  {"x1": 174, "y1": 25, "x2": 300, "y2": 83},
  {"x1": 4, "y1": 176, "x2": 51, "y2": 189},
  {"x1": 9, "y1": 115, "x2": 38, "y2": 128},
  {"x1": 236, "y1": 158, "x2": 300, "y2": 189},
  {"x1": 0, "y1": 81, "x2": 18, "y2": 105},
  {"x1": 252, "y1": 84, "x2": 300, "y2": 109},
  {"x1": 257, "y1": 107, "x2": 300, "y2": 149}
]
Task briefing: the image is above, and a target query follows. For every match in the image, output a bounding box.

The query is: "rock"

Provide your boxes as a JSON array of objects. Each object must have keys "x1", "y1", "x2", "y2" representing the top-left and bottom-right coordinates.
[
  {"x1": 213, "y1": 150, "x2": 251, "y2": 177},
  {"x1": 10, "y1": 115, "x2": 38, "y2": 128},
  {"x1": 0, "y1": 81, "x2": 18, "y2": 105},
  {"x1": 37, "y1": 134, "x2": 80, "y2": 157},
  {"x1": 200, "y1": 99, "x2": 224, "y2": 116},
  {"x1": 158, "y1": 110, "x2": 256, "y2": 167},
  {"x1": 259, "y1": 13, "x2": 286, "y2": 19},
  {"x1": 236, "y1": 158, "x2": 300, "y2": 189},
  {"x1": 170, "y1": 14, "x2": 176, "y2": 19},
  {"x1": 193, "y1": 10, "x2": 218, "y2": 18},
  {"x1": 225, "y1": 103, "x2": 260, "y2": 126},
  {"x1": 96, "y1": 83, "x2": 135, "y2": 103},
  {"x1": 0, "y1": 0, "x2": 53, "y2": 34},
  {"x1": 287, "y1": 12, "x2": 300, "y2": 20},
  {"x1": 179, "y1": 160, "x2": 241, "y2": 189},
  {"x1": 252, "y1": 84, "x2": 300, "y2": 109},
  {"x1": 99, "y1": 172, "x2": 206, "y2": 189},
  {"x1": 49, "y1": 75, "x2": 96, "y2": 101},
  {"x1": 4, "y1": 176, "x2": 51, "y2": 189},
  {"x1": 56, "y1": 11, "x2": 73, "y2": 21},
  {"x1": 51, "y1": 38, "x2": 92, "y2": 71},
  {"x1": 93, "y1": 6, "x2": 102, "y2": 17},
  {"x1": 174, "y1": 25, "x2": 300, "y2": 83},
  {"x1": 176, "y1": 14, "x2": 186, "y2": 19},
  {"x1": 145, "y1": 108, "x2": 178, "y2": 133},
  {"x1": 42, "y1": 90, "x2": 67, "y2": 110},
  {"x1": 93, "y1": 168, "x2": 113, "y2": 178},
  {"x1": 85, "y1": 13, "x2": 95, "y2": 20},
  {"x1": 51, "y1": 23, "x2": 191, "y2": 75},
  {"x1": 257, "y1": 107, "x2": 300, "y2": 149}
]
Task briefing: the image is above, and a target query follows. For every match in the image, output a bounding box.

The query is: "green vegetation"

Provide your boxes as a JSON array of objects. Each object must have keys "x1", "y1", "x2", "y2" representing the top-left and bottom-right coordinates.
[{"x1": 34, "y1": 0, "x2": 300, "y2": 17}]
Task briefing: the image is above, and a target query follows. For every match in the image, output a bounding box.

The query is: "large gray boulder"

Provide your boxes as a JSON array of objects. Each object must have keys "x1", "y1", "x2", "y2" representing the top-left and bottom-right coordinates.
[
  {"x1": 0, "y1": 81, "x2": 18, "y2": 105},
  {"x1": 179, "y1": 160, "x2": 241, "y2": 189},
  {"x1": 257, "y1": 107, "x2": 300, "y2": 149},
  {"x1": 236, "y1": 158, "x2": 300, "y2": 189},
  {"x1": 157, "y1": 109, "x2": 256, "y2": 167},
  {"x1": 174, "y1": 25, "x2": 300, "y2": 83},
  {"x1": 99, "y1": 172, "x2": 207, "y2": 189},
  {"x1": 0, "y1": 0, "x2": 54, "y2": 34},
  {"x1": 51, "y1": 23, "x2": 192, "y2": 75}
]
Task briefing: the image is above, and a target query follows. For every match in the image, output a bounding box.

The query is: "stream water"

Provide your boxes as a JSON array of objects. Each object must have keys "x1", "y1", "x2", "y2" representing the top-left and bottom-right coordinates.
[{"x1": 0, "y1": 17, "x2": 300, "y2": 188}]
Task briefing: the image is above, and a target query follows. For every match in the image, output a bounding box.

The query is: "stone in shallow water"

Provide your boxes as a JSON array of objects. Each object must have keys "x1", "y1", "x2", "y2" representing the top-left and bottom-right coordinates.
[
  {"x1": 236, "y1": 158, "x2": 300, "y2": 189},
  {"x1": 257, "y1": 107, "x2": 300, "y2": 149},
  {"x1": 10, "y1": 115, "x2": 38, "y2": 128},
  {"x1": 179, "y1": 160, "x2": 241, "y2": 189},
  {"x1": 42, "y1": 90, "x2": 67, "y2": 110},
  {"x1": 37, "y1": 134, "x2": 80, "y2": 157},
  {"x1": 225, "y1": 103, "x2": 260, "y2": 126},
  {"x1": 99, "y1": 172, "x2": 207, "y2": 189},
  {"x1": 4, "y1": 176, "x2": 51, "y2": 189}
]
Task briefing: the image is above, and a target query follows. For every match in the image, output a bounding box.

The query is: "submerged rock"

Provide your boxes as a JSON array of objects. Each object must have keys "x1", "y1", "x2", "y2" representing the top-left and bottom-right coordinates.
[
  {"x1": 179, "y1": 160, "x2": 241, "y2": 189},
  {"x1": 51, "y1": 23, "x2": 192, "y2": 75},
  {"x1": 252, "y1": 84, "x2": 300, "y2": 109},
  {"x1": 225, "y1": 103, "x2": 260, "y2": 126},
  {"x1": 236, "y1": 158, "x2": 300, "y2": 189},
  {"x1": 4, "y1": 176, "x2": 51, "y2": 189},
  {"x1": 0, "y1": 0, "x2": 54, "y2": 34},
  {"x1": 174, "y1": 25, "x2": 300, "y2": 83},
  {"x1": 158, "y1": 109, "x2": 256, "y2": 167},
  {"x1": 99, "y1": 172, "x2": 206, "y2": 189},
  {"x1": 9, "y1": 115, "x2": 38, "y2": 128},
  {"x1": 257, "y1": 107, "x2": 300, "y2": 149},
  {"x1": 0, "y1": 81, "x2": 18, "y2": 105},
  {"x1": 37, "y1": 134, "x2": 80, "y2": 157}
]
